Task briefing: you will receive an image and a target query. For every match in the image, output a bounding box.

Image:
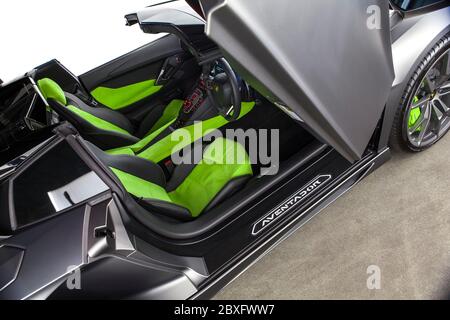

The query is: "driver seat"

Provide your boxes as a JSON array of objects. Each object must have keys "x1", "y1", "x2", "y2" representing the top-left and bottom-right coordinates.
[
  {"x1": 88, "y1": 137, "x2": 253, "y2": 220},
  {"x1": 37, "y1": 78, "x2": 185, "y2": 149}
]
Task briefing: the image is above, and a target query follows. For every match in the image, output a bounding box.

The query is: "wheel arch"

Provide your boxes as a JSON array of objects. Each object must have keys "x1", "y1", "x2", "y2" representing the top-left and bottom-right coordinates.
[{"x1": 379, "y1": 6, "x2": 450, "y2": 152}]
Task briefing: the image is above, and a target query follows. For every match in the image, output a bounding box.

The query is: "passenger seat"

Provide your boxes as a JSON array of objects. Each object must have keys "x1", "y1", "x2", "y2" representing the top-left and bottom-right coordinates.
[{"x1": 37, "y1": 78, "x2": 184, "y2": 149}]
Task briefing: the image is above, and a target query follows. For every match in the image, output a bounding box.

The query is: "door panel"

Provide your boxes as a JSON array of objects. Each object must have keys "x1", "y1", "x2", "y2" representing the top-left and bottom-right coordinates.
[
  {"x1": 79, "y1": 34, "x2": 182, "y2": 110},
  {"x1": 90, "y1": 80, "x2": 163, "y2": 111},
  {"x1": 200, "y1": 0, "x2": 395, "y2": 161}
]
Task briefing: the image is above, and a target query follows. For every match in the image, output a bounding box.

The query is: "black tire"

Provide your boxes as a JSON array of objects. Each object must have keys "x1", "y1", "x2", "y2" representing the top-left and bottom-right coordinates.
[{"x1": 390, "y1": 33, "x2": 450, "y2": 152}]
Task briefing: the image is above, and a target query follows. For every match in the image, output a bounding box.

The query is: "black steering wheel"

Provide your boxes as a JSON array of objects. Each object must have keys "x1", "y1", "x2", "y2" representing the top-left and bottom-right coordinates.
[{"x1": 205, "y1": 58, "x2": 242, "y2": 122}]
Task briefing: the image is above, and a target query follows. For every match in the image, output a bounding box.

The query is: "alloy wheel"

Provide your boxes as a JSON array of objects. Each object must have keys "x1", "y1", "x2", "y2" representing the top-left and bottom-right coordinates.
[{"x1": 407, "y1": 48, "x2": 450, "y2": 148}]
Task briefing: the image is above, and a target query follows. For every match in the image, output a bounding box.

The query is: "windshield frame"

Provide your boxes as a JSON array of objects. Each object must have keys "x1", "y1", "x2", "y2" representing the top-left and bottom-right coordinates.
[{"x1": 390, "y1": 0, "x2": 449, "y2": 15}]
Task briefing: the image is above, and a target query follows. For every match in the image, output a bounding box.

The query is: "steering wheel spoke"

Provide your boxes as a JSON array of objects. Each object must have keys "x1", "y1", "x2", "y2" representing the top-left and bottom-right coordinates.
[{"x1": 206, "y1": 58, "x2": 242, "y2": 122}]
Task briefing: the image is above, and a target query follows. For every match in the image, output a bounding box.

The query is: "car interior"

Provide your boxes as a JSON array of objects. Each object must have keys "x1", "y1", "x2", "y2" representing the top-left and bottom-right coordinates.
[
  {"x1": 31, "y1": 54, "x2": 317, "y2": 224},
  {"x1": 0, "y1": 13, "x2": 327, "y2": 234}
]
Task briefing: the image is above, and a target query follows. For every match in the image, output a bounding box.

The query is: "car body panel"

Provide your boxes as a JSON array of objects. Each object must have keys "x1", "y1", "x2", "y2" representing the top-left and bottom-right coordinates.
[
  {"x1": 199, "y1": 0, "x2": 395, "y2": 162},
  {"x1": 379, "y1": 6, "x2": 450, "y2": 151},
  {"x1": 391, "y1": 6, "x2": 450, "y2": 87},
  {"x1": 0, "y1": 205, "x2": 86, "y2": 299}
]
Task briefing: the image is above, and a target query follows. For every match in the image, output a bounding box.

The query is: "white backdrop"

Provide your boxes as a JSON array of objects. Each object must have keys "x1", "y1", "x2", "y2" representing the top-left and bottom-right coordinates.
[{"x1": 0, "y1": 1, "x2": 168, "y2": 82}]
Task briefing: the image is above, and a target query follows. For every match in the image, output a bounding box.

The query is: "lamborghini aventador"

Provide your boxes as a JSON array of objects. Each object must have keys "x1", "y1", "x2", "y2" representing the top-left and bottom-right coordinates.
[{"x1": 1, "y1": 0, "x2": 450, "y2": 299}]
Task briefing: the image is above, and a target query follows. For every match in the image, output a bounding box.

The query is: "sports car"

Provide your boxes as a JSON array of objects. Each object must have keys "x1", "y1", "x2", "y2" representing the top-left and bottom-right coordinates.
[{"x1": 1, "y1": 0, "x2": 450, "y2": 299}]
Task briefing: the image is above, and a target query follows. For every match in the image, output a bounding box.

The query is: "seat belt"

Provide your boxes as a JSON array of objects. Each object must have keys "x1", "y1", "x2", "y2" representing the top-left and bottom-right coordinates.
[{"x1": 173, "y1": 79, "x2": 208, "y2": 129}]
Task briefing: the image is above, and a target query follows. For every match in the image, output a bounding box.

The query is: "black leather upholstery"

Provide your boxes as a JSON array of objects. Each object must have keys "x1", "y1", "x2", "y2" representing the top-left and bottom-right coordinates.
[
  {"x1": 66, "y1": 93, "x2": 135, "y2": 134},
  {"x1": 84, "y1": 137, "x2": 252, "y2": 221},
  {"x1": 48, "y1": 100, "x2": 140, "y2": 149},
  {"x1": 139, "y1": 199, "x2": 193, "y2": 221},
  {"x1": 204, "y1": 176, "x2": 252, "y2": 212},
  {"x1": 86, "y1": 141, "x2": 166, "y2": 187}
]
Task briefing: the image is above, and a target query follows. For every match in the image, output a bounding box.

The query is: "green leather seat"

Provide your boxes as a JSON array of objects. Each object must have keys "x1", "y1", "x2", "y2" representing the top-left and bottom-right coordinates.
[
  {"x1": 37, "y1": 78, "x2": 184, "y2": 149},
  {"x1": 89, "y1": 137, "x2": 253, "y2": 220},
  {"x1": 38, "y1": 78, "x2": 255, "y2": 162},
  {"x1": 106, "y1": 101, "x2": 255, "y2": 164}
]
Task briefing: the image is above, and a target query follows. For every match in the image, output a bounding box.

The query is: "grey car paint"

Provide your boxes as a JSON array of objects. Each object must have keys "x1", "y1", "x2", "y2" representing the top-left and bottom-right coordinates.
[
  {"x1": 379, "y1": 5, "x2": 450, "y2": 150},
  {"x1": 2, "y1": 1, "x2": 450, "y2": 300},
  {"x1": 133, "y1": 1, "x2": 203, "y2": 25},
  {"x1": 200, "y1": 0, "x2": 395, "y2": 162},
  {"x1": 0, "y1": 192, "x2": 200, "y2": 299},
  {"x1": 0, "y1": 206, "x2": 86, "y2": 299},
  {"x1": 391, "y1": 7, "x2": 450, "y2": 87}
]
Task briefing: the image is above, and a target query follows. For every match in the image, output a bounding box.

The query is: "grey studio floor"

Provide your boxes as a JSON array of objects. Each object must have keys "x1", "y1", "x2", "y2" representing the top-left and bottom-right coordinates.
[{"x1": 216, "y1": 135, "x2": 450, "y2": 300}]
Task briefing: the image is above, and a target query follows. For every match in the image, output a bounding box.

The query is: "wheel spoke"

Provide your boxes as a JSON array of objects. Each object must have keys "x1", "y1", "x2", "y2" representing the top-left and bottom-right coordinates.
[
  {"x1": 433, "y1": 50, "x2": 450, "y2": 88},
  {"x1": 410, "y1": 96, "x2": 430, "y2": 110},
  {"x1": 409, "y1": 113, "x2": 426, "y2": 134},
  {"x1": 438, "y1": 81, "x2": 450, "y2": 97},
  {"x1": 434, "y1": 117, "x2": 443, "y2": 137},
  {"x1": 443, "y1": 51, "x2": 450, "y2": 76},
  {"x1": 424, "y1": 73, "x2": 437, "y2": 93},
  {"x1": 417, "y1": 103, "x2": 432, "y2": 145},
  {"x1": 436, "y1": 50, "x2": 450, "y2": 78},
  {"x1": 432, "y1": 97, "x2": 450, "y2": 117}
]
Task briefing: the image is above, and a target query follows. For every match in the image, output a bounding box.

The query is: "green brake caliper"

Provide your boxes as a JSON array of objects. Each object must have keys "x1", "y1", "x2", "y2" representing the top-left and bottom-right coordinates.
[{"x1": 408, "y1": 96, "x2": 421, "y2": 132}]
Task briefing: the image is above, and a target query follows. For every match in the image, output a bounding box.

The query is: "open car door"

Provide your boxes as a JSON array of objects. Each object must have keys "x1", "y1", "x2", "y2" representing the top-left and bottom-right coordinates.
[{"x1": 195, "y1": 0, "x2": 395, "y2": 161}]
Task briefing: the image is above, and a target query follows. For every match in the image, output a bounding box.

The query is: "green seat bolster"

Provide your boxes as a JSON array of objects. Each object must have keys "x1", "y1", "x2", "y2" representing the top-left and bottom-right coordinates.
[
  {"x1": 145, "y1": 99, "x2": 185, "y2": 136},
  {"x1": 106, "y1": 119, "x2": 176, "y2": 156},
  {"x1": 110, "y1": 167, "x2": 171, "y2": 201},
  {"x1": 168, "y1": 138, "x2": 253, "y2": 217},
  {"x1": 38, "y1": 77, "x2": 133, "y2": 136},
  {"x1": 109, "y1": 138, "x2": 252, "y2": 218},
  {"x1": 37, "y1": 78, "x2": 67, "y2": 106},
  {"x1": 91, "y1": 79, "x2": 163, "y2": 110},
  {"x1": 107, "y1": 147, "x2": 136, "y2": 157},
  {"x1": 136, "y1": 101, "x2": 255, "y2": 163},
  {"x1": 67, "y1": 105, "x2": 132, "y2": 136}
]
